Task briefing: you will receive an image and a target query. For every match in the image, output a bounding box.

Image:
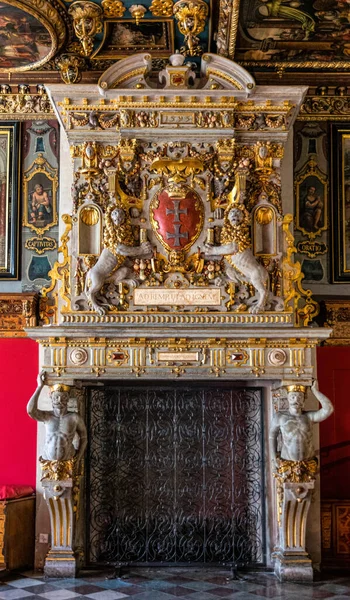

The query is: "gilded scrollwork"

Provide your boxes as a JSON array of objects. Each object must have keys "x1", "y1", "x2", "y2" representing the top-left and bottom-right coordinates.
[
  {"x1": 0, "y1": 92, "x2": 53, "y2": 118},
  {"x1": 40, "y1": 215, "x2": 73, "y2": 325},
  {"x1": 281, "y1": 214, "x2": 319, "y2": 326}
]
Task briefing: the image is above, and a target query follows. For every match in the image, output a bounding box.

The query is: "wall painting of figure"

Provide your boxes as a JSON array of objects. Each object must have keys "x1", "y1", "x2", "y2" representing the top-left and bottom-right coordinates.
[
  {"x1": 295, "y1": 158, "x2": 328, "y2": 240},
  {"x1": 22, "y1": 155, "x2": 58, "y2": 235}
]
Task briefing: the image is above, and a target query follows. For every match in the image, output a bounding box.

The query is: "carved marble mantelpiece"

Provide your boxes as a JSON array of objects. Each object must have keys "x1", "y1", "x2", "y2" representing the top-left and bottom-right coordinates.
[
  {"x1": 29, "y1": 326, "x2": 330, "y2": 383},
  {"x1": 28, "y1": 53, "x2": 331, "y2": 580}
]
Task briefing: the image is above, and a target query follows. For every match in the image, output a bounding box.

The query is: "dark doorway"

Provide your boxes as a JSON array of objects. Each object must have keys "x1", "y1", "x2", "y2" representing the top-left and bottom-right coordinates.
[{"x1": 86, "y1": 383, "x2": 265, "y2": 567}]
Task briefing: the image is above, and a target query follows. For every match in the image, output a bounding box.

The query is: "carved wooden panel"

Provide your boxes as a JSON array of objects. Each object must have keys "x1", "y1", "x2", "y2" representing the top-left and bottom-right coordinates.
[
  {"x1": 321, "y1": 500, "x2": 350, "y2": 569},
  {"x1": 323, "y1": 300, "x2": 350, "y2": 345},
  {"x1": 0, "y1": 293, "x2": 38, "y2": 337},
  {"x1": 0, "y1": 497, "x2": 35, "y2": 571}
]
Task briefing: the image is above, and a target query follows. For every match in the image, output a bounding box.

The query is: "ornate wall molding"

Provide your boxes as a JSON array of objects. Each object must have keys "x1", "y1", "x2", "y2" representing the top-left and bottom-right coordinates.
[
  {"x1": 0, "y1": 88, "x2": 54, "y2": 120},
  {"x1": 299, "y1": 91, "x2": 350, "y2": 121},
  {"x1": 0, "y1": 293, "x2": 38, "y2": 337}
]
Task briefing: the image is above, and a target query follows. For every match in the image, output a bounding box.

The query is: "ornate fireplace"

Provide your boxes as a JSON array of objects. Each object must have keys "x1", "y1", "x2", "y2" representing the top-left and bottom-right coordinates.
[{"x1": 27, "y1": 53, "x2": 331, "y2": 582}]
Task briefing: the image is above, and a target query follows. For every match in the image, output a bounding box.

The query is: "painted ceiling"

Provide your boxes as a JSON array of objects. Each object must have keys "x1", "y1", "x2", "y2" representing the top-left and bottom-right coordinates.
[{"x1": 0, "y1": 0, "x2": 349, "y2": 80}]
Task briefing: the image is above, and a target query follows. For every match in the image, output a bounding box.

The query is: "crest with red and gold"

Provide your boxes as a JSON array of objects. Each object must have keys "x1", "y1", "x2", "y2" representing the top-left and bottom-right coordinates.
[{"x1": 150, "y1": 186, "x2": 204, "y2": 253}]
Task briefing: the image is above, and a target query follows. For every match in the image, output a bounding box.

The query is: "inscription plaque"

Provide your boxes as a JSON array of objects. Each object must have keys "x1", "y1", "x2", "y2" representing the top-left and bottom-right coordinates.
[
  {"x1": 134, "y1": 288, "x2": 221, "y2": 306},
  {"x1": 158, "y1": 352, "x2": 199, "y2": 362}
]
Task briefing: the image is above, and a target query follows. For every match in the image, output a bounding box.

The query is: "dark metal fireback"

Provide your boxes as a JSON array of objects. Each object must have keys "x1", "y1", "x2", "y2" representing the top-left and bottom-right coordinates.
[{"x1": 86, "y1": 384, "x2": 265, "y2": 567}]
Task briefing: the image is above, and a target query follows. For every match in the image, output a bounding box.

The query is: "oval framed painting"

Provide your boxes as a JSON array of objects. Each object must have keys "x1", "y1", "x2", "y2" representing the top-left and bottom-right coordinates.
[{"x1": 0, "y1": 0, "x2": 66, "y2": 72}]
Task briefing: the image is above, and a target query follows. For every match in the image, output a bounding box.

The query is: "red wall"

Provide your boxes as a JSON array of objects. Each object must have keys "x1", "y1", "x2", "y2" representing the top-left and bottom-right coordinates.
[
  {"x1": 318, "y1": 346, "x2": 350, "y2": 499},
  {"x1": 0, "y1": 339, "x2": 38, "y2": 487}
]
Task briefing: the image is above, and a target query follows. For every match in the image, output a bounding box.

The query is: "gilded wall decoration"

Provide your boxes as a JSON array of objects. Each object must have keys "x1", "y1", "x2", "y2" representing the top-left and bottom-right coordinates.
[
  {"x1": 323, "y1": 299, "x2": 350, "y2": 345},
  {"x1": 0, "y1": 90, "x2": 53, "y2": 119},
  {"x1": 173, "y1": 0, "x2": 209, "y2": 56},
  {"x1": 68, "y1": 1, "x2": 103, "y2": 57}
]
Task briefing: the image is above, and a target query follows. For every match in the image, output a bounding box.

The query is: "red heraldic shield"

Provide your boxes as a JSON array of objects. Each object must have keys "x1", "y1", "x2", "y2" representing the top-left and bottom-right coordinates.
[{"x1": 151, "y1": 188, "x2": 204, "y2": 252}]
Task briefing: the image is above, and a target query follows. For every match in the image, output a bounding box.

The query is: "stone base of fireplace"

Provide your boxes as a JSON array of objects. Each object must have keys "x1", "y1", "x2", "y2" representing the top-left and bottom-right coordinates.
[
  {"x1": 44, "y1": 552, "x2": 77, "y2": 578},
  {"x1": 273, "y1": 550, "x2": 313, "y2": 582}
]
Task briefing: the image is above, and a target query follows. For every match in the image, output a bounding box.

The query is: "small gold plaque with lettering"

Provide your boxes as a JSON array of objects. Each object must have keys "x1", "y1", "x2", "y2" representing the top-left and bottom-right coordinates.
[
  {"x1": 134, "y1": 288, "x2": 221, "y2": 307},
  {"x1": 158, "y1": 352, "x2": 199, "y2": 362}
]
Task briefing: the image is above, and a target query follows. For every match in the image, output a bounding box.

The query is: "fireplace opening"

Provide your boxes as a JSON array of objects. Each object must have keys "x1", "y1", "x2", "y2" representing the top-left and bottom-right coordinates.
[{"x1": 86, "y1": 383, "x2": 265, "y2": 567}]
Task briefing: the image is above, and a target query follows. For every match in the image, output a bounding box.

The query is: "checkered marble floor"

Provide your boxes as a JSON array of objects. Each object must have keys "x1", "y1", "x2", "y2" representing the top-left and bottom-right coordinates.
[{"x1": 1, "y1": 568, "x2": 350, "y2": 600}]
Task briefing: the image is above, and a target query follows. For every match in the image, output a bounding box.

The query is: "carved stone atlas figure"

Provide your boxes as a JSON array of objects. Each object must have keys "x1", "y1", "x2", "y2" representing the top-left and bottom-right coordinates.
[
  {"x1": 27, "y1": 370, "x2": 87, "y2": 466},
  {"x1": 269, "y1": 380, "x2": 334, "y2": 467},
  {"x1": 85, "y1": 202, "x2": 153, "y2": 315}
]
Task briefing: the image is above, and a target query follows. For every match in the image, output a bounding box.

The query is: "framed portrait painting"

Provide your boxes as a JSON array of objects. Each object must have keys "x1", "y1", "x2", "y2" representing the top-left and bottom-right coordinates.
[
  {"x1": 331, "y1": 124, "x2": 350, "y2": 283},
  {"x1": 0, "y1": 122, "x2": 20, "y2": 279}
]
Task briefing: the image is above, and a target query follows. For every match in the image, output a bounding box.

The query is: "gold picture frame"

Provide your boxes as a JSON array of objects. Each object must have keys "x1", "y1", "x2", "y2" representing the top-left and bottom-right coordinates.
[
  {"x1": 0, "y1": 122, "x2": 20, "y2": 279},
  {"x1": 0, "y1": 0, "x2": 66, "y2": 73},
  {"x1": 331, "y1": 125, "x2": 350, "y2": 283},
  {"x1": 22, "y1": 154, "x2": 58, "y2": 235}
]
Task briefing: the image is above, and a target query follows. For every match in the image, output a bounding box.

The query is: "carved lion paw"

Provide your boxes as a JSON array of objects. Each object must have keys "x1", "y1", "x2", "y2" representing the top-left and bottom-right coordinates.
[{"x1": 249, "y1": 303, "x2": 263, "y2": 314}]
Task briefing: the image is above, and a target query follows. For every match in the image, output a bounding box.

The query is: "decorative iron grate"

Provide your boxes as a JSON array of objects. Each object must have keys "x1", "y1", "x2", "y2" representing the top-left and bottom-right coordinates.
[{"x1": 86, "y1": 384, "x2": 265, "y2": 566}]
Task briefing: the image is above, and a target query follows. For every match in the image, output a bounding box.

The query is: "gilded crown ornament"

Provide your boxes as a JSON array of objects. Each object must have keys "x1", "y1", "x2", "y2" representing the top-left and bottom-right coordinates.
[
  {"x1": 50, "y1": 383, "x2": 71, "y2": 392},
  {"x1": 286, "y1": 385, "x2": 307, "y2": 393}
]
